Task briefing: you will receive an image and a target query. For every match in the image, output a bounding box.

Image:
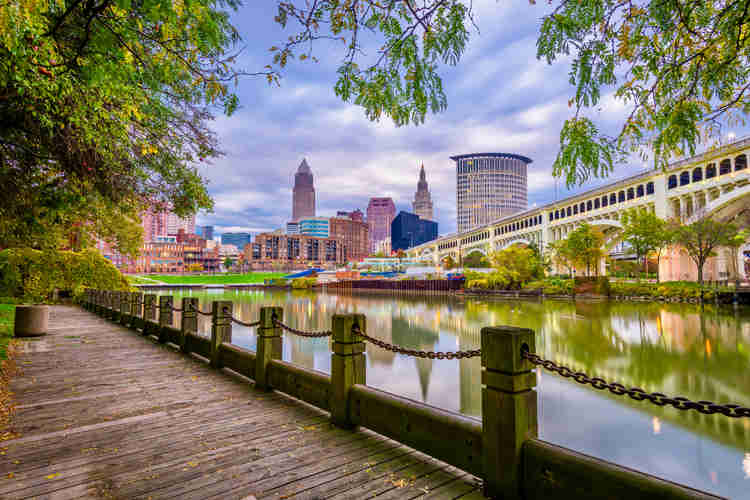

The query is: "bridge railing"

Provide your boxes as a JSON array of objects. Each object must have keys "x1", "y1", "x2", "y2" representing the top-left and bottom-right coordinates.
[{"x1": 83, "y1": 289, "x2": 726, "y2": 499}]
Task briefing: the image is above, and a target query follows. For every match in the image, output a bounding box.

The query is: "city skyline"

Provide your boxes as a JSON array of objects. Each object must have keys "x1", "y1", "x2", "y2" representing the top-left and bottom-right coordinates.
[{"x1": 192, "y1": 2, "x2": 749, "y2": 238}]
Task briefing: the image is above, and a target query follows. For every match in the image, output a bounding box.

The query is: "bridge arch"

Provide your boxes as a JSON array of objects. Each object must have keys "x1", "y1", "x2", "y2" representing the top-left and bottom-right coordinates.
[
  {"x1": 498, "y1": 239, "x2": 532, "y2": 251},
  {"x1": 690, "y1": 184, "x2": 750, "y2": 223},
  {"x1": 463, "y1": 246, "x2": 488, "y2": 257}
]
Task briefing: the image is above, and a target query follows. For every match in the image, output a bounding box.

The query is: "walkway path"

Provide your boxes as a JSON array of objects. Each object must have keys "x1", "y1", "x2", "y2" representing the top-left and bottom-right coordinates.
[{"x1": 1, "y1": 306, "x2": 482, "y2": 499}]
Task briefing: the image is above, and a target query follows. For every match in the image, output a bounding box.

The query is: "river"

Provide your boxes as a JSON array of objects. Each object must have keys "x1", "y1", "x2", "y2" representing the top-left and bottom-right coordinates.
[{"x1": 157, "y1": 288, "x2": 750, "y2": 499}]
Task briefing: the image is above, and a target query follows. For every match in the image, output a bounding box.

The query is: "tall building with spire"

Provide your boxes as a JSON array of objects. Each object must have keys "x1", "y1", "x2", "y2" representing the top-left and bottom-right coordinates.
[
  {"x1": 292, "y1": 159, "x2": 316, "y2": 220},
  {"x1": 412, "y1": 164, "x2": 434, "y2": 221}
]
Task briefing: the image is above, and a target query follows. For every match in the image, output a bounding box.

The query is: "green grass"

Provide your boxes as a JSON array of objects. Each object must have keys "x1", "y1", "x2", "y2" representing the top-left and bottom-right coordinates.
[
  {"x1": 129, "y1": 272, "x2": 288, "y2": 285},
  {"x1": 0, "y1": 304, "x2": 15, "y2": 360}
]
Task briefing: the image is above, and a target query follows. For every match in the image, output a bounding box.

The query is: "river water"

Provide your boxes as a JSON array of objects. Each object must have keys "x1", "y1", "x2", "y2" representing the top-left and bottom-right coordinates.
[{"x1": 158, "y1": 288, "x2": 750, "y2": 498}]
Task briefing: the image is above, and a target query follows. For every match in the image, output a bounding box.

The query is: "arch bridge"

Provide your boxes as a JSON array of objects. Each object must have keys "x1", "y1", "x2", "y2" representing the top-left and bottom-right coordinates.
[{"x1": 408, "y1": 137, "x2": 750, "y2": 279}]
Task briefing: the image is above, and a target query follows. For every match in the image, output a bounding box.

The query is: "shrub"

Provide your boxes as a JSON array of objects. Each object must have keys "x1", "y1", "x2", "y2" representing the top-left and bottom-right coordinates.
[
  {"x1": 0, "y1": 248, "x2": 130, "y2": 303},
  {"x1": 291, "y1": 277, "x2": 316, "y2": 289}
]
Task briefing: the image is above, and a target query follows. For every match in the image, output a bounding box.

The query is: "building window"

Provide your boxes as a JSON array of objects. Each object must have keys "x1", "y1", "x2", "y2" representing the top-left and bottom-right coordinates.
[
  {"x1": 668, "y1": 175, "x2": 678, "y2": 189},
  {"x1": 627, "y1": 188, "x2": 634, "y2": 200},
  {"x1": 566, "y1": 206, "x2": 571, "y2": 217},
  {"x1": 736, "y1": 154, "x2": 747, "y2": 171},
  {"x1": 706, "y1": 164, "x2": 716, "y2": 178},
  {"x1": 679, "y1": 171, "x2": 690, "y2": 186},
  {"x1": 602, "y1": 195, "x2": 608, "y2": 207},
  {"x1": 618, "y1": 191, "x2": 625, "y2": 202},
  {"x1": 586, "y1": 200, "x2": 592, "y2": 210},
  {"x1": 720, "y1": 159, "x2": 732, "y2": 175},
  {"x1": 646, "y1": 182, "x2": 654, "y2": 195},
  {"x1": 692, "y1": 167, "x2": 702, "y2": 182},
  {"x1": 610, "y1": 193, "x2": 617, "y2": 204},
  {"x1": 580, "y1": 202, "x2": 585, "y2": 213},
  {"x1": 594, "y1": 198, "x2": 600, "y2": 209},
  {"x1": 636, "y1": 185, "x2": 644, "y2": 197}
]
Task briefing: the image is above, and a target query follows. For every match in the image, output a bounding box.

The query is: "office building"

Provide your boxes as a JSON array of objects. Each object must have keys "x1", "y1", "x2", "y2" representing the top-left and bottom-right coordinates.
[
  {"x1": 451, "y1": 153, "x2": 531, "y2": 233},
  {"x1": 366, "y1": 197, "x2": 396, "y2": 253},
  {"x1": 286, "y1": 221, "x2": 300, "y2": 234},
  {"x1": 167, "y1": 213, "x2": 196, "y2": 235},
  {"x1": 299, "y1": 217, "x2": 329, "y2": 238},
  {"x1": 330, "y1": 214, "x2": 369, "y2": 261},
  {"x1": 292, "y1": 158, "x2": 316, "y2": 220},
  {"x1": 221, "y1": 232, "x2": 253, "y2": 252},
  {"x1": 201, "y1": 225, "x2": 214, "y2": 240},
  {"x1": 412, "y1": 164, "x2": 434, "y2": 221},
  {"x1": 391, "y1": 211, "x2": 438, "y2": 251},
  {"x1": 336, "y1": 209, "x2": 364, "y2": 222}
]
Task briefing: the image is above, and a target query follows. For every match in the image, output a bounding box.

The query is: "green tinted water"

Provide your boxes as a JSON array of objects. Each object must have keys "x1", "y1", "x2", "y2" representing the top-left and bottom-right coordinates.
[{"x1": 159, "y1": 288, "x2": 750, "y2": 498}]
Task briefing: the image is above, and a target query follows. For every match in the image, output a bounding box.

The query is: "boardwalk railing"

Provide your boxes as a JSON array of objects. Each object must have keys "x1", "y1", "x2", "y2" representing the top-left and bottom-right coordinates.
[
  {"x1": 83, "y1": 289, "x2": 723, "y2": 499},
  {"x1": 326, "y1": 278, "x2": 464, "y2": 294}
]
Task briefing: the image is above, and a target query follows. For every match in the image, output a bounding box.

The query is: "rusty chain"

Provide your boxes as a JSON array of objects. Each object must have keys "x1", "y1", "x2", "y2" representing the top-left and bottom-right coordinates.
[
  {"x1": 273, "y1": 319, "x2": 332, "y2": 338},
  {"x1": 352, "y1": 326, "x2": 481, "y2": 359},
  {"x1": 170, "y1": 306, "x2": 183, "y2": 312},
  {"x1": 187, "y1": 303, "x2": 213, "y2": 316},
  {"x1": 522, "y1": 350, "x2": 750, "y2": 418}
]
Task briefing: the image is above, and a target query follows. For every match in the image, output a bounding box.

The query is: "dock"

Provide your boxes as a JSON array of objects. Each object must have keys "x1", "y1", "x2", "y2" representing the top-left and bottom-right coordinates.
[{"x1": 1, "y1": 306, "x2": 482, "y2": 499}]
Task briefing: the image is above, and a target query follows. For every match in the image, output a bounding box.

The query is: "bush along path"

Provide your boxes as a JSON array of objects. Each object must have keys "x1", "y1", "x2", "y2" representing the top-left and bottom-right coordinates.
[{"x1": 0, "y1": 303, "x2": 17, "y2": 441}]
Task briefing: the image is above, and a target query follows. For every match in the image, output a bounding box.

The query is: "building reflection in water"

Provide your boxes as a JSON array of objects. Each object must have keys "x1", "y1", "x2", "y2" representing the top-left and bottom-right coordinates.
[{"x1": 161, "y1": 288, "x2": 750, "y2": 499}]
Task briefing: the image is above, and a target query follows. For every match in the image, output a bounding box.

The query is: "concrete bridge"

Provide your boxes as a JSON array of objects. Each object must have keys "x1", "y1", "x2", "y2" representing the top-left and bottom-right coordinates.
[{"x1": 408, "y1": 137, "x2": 750, "y2": 280}]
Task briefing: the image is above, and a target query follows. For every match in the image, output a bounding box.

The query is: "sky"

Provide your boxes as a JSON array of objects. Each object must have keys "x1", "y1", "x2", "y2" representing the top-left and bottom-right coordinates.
[{"x1": 194, "y1": 1, "x2": 745, "y2": 238}]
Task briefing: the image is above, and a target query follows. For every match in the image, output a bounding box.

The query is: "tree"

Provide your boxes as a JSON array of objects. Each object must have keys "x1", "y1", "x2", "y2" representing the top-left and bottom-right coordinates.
[
  {"x1": 442, "y1": 255, "x2": 456, "y2": 270},
  {"x1": 621, "y1": 211, "x2": 668, "y2": 279},
  {"x1": 488, "y1": 246, "x2": 544, "y2": 285},
  {"x1": 462, "y1": 251, "x2": 488, "y2": 269},
  {"x1": 1, "y1": 0, "x2": 244, "y2": 251},
  {"x1": 270, "y1": 1, "x2": 750, "y2": 186},
  {"x1": 726, "y1": 229, "x2": 749, "y2": 285},
  {"x1": 652, "y1": 224, "x2": 676, "y2": 283},
  {"x1": 566, "y1": 223, "x2": 605, "y2": 276},
  {"x1": 671, "y1": 217, "x2": 739, "y2": 285},
  {"x1": 223, "y1": 257, "x2": 234, "y2": 271},
  {"x1": 548, "y1": 239, "x2": 576, "y2": 276}
]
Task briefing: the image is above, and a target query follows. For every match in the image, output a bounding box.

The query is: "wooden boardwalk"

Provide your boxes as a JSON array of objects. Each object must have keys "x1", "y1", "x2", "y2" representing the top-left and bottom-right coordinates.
[{"x1": 1, "y1": 306, "x2": 483, "y2": 499}]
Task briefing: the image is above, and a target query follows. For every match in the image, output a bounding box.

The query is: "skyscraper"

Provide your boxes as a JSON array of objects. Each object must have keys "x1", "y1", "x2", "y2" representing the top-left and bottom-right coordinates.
[
  {"x1": 366, "y1": 197, "x2": 396, "y2": 253},
  {"x1": 391, "y1": 211, "x2": 438, "y2": 251},
  {"x1": 412, "y1": 164, "x2": 434, "y2": 221},
  {"x1": 452, "y1": 153, "x2": 531, "y2": 233},
  {"x1": 292, "y1": 158, "x2": 316, "y2": 220}
]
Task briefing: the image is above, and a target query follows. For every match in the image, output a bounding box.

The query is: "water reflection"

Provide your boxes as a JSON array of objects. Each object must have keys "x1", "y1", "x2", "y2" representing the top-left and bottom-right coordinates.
[{"x1": 160, "y1": 289, "x2": 750, "y2": 498}]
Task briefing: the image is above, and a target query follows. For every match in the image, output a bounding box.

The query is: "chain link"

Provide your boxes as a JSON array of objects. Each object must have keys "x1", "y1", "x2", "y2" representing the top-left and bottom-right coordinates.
[
  {"x1": 187, "y1": 303, "x2": 213, "y2": 316},
  {"x1": 273, "y1": 319, "x2": 332, "y2": 338},
  {"x1": 522, "y1": 351, "x2": 750, "y2": 418},
  {"x1": 171, "y1": 306, "x2": 183, "y2": 312},
  {"x1": 352, "y1": 326, "x2": 481, "y2": 359}
]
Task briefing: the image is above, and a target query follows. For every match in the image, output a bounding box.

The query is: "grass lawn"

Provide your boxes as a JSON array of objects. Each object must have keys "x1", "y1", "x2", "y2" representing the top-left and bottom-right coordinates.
[
  {"x1": 129, "y1": 272, "x2": 288, "y2": 285},
  {"x1": 0, "y1": 304, "x2": 14, "y2": 360}
]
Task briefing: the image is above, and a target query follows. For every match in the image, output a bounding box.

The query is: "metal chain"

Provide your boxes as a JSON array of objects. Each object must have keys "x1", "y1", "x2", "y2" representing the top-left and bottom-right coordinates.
[
  {"x1": 187, "y1": 303, "x2": 213, "y2": 316},
  {"x1": 171, "y1": 306, "x2": 183, "y2": 312},
  {"x1": 273, "y1": 319, "x2": 332, "y2": 338},
  {"x1": 352, "y1": 326, "x2": 481, "y2": 360},
  {"x1": 522, "y1": 351, "x2": 750, "y2": 418},
  {"x1": 231, "y1": 317, "x2": 261, "y2": 328}
]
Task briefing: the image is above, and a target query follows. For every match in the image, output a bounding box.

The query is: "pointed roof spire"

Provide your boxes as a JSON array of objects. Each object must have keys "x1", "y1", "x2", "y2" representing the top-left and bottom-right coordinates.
[
  {"x1": 419, "y1": 163, "x2": 426, "y2": 181},
  {"x1": 297, "y1": 158, "x2": 312, "y2": 174}
]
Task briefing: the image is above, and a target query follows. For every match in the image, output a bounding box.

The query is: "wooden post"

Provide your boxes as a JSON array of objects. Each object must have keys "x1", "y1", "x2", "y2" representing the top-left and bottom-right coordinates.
[
  {"x1": 330, "y1": 314, "x2": 366, "y2": 428},
  {"x1": 144, "y1": 294, "x2": 157, "y2": 321},
  {"x1": 481, "y1": 325, "x2": 537, "y2": 499},
  {"x1": 181, "y1": 297, "x2": 198, "y2": 353},
  {"x1": 158, "y1": 295, "x2": 173, "y2": 343},
  {"x1": 131, "y1": 292, "x2": 143, "y2": 330},
  {"x1": 255, "y1": 306, "x2": 282, "y2": 391},
  {"x1": 120, "y1": 290, "x2": 131, "y2": 326},
  {"x1": 210, "y1": 300, "x2": 232, "y2": 368},
  {"x1": 111, "y1": 291, "x2": 121, "y2": 322}
]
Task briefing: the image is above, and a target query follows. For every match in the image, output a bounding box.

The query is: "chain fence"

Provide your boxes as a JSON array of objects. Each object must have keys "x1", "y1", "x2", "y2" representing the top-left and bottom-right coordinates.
[
  {"x1": 352, "y1": 326, "x2": 481, "y2": 359},
  {"x1": 522, "y1": 350, "x2": 750, "y2": 418},
  {"x1": 273, "y1": 319, "x2": 332, "y2": 338}
]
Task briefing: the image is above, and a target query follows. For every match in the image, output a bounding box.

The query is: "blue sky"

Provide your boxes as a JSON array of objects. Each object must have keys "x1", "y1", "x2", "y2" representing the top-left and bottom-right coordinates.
[{"x1": 195, "y1": 1, "x2": 745, "y2": 237}]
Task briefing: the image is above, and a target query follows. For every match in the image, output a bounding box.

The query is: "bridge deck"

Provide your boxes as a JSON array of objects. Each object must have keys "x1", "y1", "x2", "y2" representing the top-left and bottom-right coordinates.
[{"x1": 1, "y1": 306, "x2": 482, "y2": 499}]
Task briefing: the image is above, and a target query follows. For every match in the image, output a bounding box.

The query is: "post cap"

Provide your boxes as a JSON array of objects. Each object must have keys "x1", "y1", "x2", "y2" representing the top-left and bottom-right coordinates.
[
  {"x1": 481, "y1": 326, "x2": 535, "y2": 373},
  {"x1": 332, "y1": 314, "x2": 366, "y2": 343}
]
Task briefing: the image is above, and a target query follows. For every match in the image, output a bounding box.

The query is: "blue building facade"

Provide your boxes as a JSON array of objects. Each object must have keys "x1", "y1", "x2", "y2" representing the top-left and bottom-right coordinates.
[
  {"x1": 299, "y1": 217, "x2": 330, "y2": 238},
  {"x1": 391, "y1": 211, "x2": 438, "y2": 251},
  {"x1": 221, "y1": 232, "x2": 252, "y2": 250}
]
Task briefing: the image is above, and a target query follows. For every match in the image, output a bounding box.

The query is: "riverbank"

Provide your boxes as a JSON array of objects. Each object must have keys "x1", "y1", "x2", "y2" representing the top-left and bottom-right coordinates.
[{"x1": 126, "y1": 272, "x2": 286, "y2": 286}]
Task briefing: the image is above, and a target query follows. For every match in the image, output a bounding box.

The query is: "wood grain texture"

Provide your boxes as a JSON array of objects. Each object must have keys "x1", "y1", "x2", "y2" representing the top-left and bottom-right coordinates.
[{"x1": 1, "y1": 306, "x2": 481, "y2": 499}]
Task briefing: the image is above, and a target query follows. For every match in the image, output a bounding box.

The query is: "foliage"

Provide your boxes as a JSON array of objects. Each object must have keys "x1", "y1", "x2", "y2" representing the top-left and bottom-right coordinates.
[
  {"x1": 488, "y1": 246, "x2": 544, "y2": 284},
  {"x1": 291, "y1": 277, "x2": 316, "y2": 289},
  {"x1": 610, "y1": 281, "x2": 721, "y2": 300},
  {"x1": 462, "y1": 251, "x2": 488, "y2": 269},
  {"x1": 727, "y1": 229, "x2": 750, "y2": 282},
  {"x1": 0, "y1": 0, "x2": 244, "y2": 250},
  {"x1": 671, "y1": 217, "x2": 739, "y2": 284},
  {"x1": 0, "y1": 248, "x2": 130, "y2": 303},
  {"x1": 0, "y1": 304, "x2": 13, "y2": 360},
  {"x1": 441, "y1": 255, "x2": 456, "y2": 270},
  {"x1": 547, "y1": 239, "x2": 576, "y2": 275},
  {"x1": 523, "y1": 277, "x2": 574, "y2": 295},
  {"x1": 621, "y1": 211, "x2": 672, "y2": 278},
  {"x1": 550, "y1": 223, "x2": 605, "y2": 276},
  {"x1": 223, "y1": 257, "x2": 234, "y2": 270},
  {"x1": 537, "y1": 0, "x2": 750, "y2": 187}
]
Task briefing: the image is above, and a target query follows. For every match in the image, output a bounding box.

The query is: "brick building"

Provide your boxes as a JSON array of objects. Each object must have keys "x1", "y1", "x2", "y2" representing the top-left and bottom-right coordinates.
[
  {"x1": 366, "y1": 197, "x2": 396, "y2": 254},
  {"x1": 330, "y1": 214, "x2": 369, "y2": 262},
  {"x1": 245, "y1": 232, "x2": 345, "y2": 270}
]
